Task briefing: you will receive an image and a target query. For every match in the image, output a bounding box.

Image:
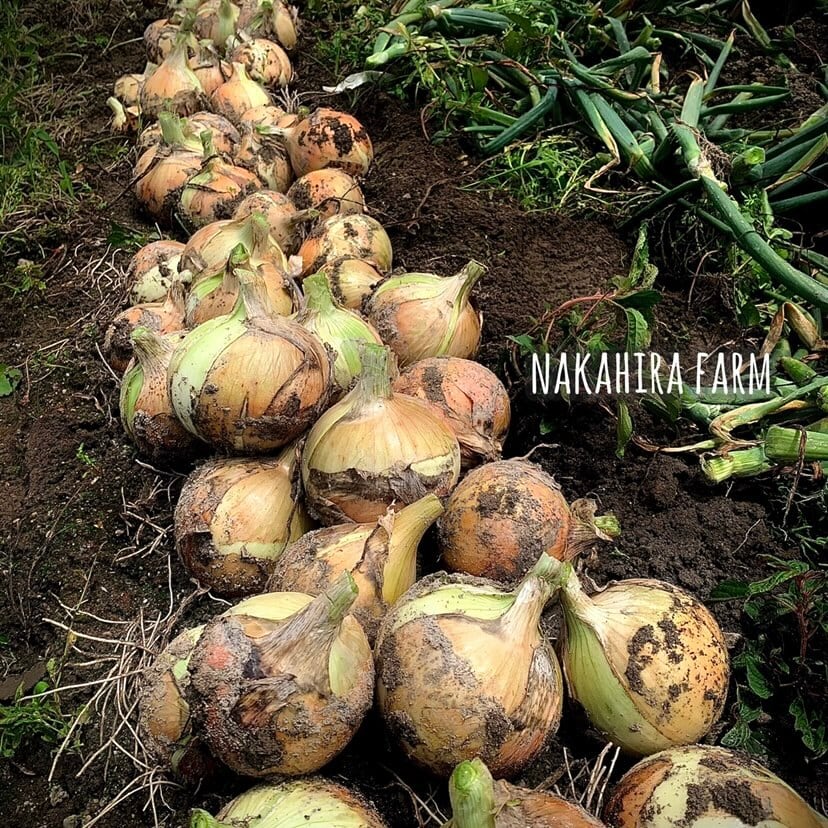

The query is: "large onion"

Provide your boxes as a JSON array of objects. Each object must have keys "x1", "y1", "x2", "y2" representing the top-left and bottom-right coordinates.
[
  {"x1": 168, "y1": 258, "x2": 331, "y2": 453},
  {"x1": 187, "y1": 111, "x2": 240, "y2": 154},
  {"x1": 301, "y1": 343, "x2": 460, "y2": 525},
  {"x1": 238, "y1": 0, "x2": 298, "y2": 51},
  {"x1": 267, "y1": 494, "x2": 443, "y2": 642},
  {"x1": 287, "y1": 169, "x2": 365, "y2": 220},
  {"x1": 175, "y1": 446, "x2": 311, "y2": 596},
  {"x1": 232, "y1": 190, "x2": 311, "y2": 251},
  {"x1": 211, "y1": 62, "x2": 271, "y2": 125},
  {"x1": 144, "y1": 18, "x2": 179, "y2": 63},
  {"x1": 189, "y1": 573, "x2": 374, "y2": 776},
  {"x1": 188, "y1": 45, "x2": 230, "y2": 96},
  {"x1": 318, "y1": 257, "x2": 384, "y2": 310},
  {"x1": 298, "y1": 214, "x2": 392, "y2": 276},
  {"x1": 366, "y1": 261, "x2": 484, "y2": 367},
  {"x1": 230, "y1": 36, "x2": 292, "y2": 87},
  {"x1": 140, "y1": 37, "x2": 208, "y2": 119},
  {"x1": 375, "y1": 555, "x2": 564, "y2": 778},
  {"x1": 604, "y1": 745, "x2": 828, "y2": 827},
  {"x1": 127, "y1": 239, "x2": 185, "y2": 304},
  {"x1": 393, "y1": 357, "x2": 511, "y2": 469},
  {"x1": 193, "y1": 0, "x2": 239, "y2": 50},
  {"x1": 235, "y1": 124, "x2": 294, "y2": 193}
]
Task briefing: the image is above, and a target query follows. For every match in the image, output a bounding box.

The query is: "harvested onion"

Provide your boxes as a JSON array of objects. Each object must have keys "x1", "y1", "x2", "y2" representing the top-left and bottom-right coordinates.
[
  {"x1": 188, "y1": 46, "x2": 230, "y2": 96},
  {"x1": 144, "y1": 18, "x2": 179, "y2": 63},
  {"x1": 232, "y1": 190, "x2": 311, "y2": 250},
  {"x1": 113, "y1": 72, "x2": 144, "y2": 107},
  {"x1": 438, "y1": 459, "x2": 618, "y2": 581},
  {"x1": 318, "y1": 257, "x2": 384, "y2": 309},
  {"x1": 168, "y1": 257, "x2": 331, "y2": 453},
  {"x1": 234, "y1": 124, "x2": 294, "y2": 193},
  {"x1": 299, "y1": 214, "x2": 392, "y2": 276},
  {"x1": 287, "y1": 169, "x2": 365, "y2": 220},
  {"x1": 604, "y1": 745, "x2": 828, "y2": 827},
  {"x1": 193, "y1": 0, "x2": 239, "y2": 50},
  {"x1": 268, "y1": 494, "x2": 443, "y2": 642},
  {"x1": 175, "y1": 445, "x2": 311, "y2": 595},
  {"x1": 366, "y1": 261, "x2": 484, "y2": 367},
  {"x1": 239, "y1": 0, "x2": 298, "y2": 51},
  {"x1": 302, "y1": 343, "x2": 460, "y2": 524},
  {"x1": 394, "y1": 357, "x2": 511, "y2": 469},
  {"x1": 230, "y1": 37, "x2": 292, "y2": 87},
  {"x1": 128, "y1": 239, "x2": 185, "y2": 304},
  {"x1": 555, "y1": 560, "x2": 729, "y2": 756},
  {"x1": 187, "y1": 111, "x2": 240, "y2": 155},
  {"x1": 375, "y1": 555, "x2": 564, "y2": 777},
  {"x1": 211, "y1": 62, "x2": 271, "y2": 125},
  {"x1": 239, "y1": 103, "x2": 288, "y2": 130},
  {"x1": 189, "y1": 573, "x2": 374, "y2": 776},
  {"x1": 140, "y1": 37, "x2": 207, "y2": 119}
]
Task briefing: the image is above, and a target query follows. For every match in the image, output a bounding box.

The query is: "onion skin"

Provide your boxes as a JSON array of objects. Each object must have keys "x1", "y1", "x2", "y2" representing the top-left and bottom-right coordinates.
[
  {"x1": 318, "y1": 257, "x2": 384, "y2": 310},
  {"x1": 140, "y1": 39, "x2": 208, "y2": 120},
  {"x1": 230, "y1": 37, "x2": 292, "y2": 87},
  {"x1": 393, "y1": 357, "x2": 510, "y2": 469},
  {"x1": 235, "y1": 125, "x2": 294, "y2": 193},
  {"x1": 299, "y1": 214, "x2": 392, "y2": 276},
  {"x1": 113, "y1": 73, "x2": 144, "y2": 107},
  {"x1": 603, "y1": 745, "x2": 828, "y2": 828},
  {"x1": 144, "y1": 18, "x2": 178, "y2": 63},
  {"x1": 189, "y1": 50, "x2": 231, "y2": 97},
  {"x1": 211, "y1": 62, "x2": 272, "y2": 125},
  {"x1": 239, "y1": 104, "x2": 288, "y2": 130},
  {"x1": 175, "y1": 447, "x2": 312, "y2": 596},
  {"x1": 288, "y1": 169, "x2": 365, "y2": 220},
  {"x1": 178, "y1": 155, "x2": 262, "y2": 230},
  {"x1": 187, "y1": 112, "x2": 240, "y2": 155},
  {"x1": 128, "y1": 240, "x2": 185, "y2": 304},
  {"x1": 232, "y1": 189, "x2": 313, "y2": 252}
]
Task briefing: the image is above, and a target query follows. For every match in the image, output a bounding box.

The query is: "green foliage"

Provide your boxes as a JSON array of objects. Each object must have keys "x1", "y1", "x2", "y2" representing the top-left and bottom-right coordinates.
[
  {"x1": 0, "y1": 678, "x2": 77, "y2": 758},
  {"x1": 0, "y1": 364, "x2": 22, "y2": 397}
]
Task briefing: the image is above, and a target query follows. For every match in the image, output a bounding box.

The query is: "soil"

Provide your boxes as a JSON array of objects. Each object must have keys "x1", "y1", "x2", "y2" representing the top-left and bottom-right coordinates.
[{"x1": 0, "y1": 2, "x2": 825, "y2": 826}]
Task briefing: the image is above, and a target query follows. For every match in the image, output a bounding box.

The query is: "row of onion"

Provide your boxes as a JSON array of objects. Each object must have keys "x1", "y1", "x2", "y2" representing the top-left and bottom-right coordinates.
[{"x1": 102, "y1": 1, "x2": 827, "y2": 825}]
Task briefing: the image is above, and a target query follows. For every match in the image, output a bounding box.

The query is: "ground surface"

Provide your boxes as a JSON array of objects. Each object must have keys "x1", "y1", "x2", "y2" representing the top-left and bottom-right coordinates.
[{"x1": 0, "y1": 2, "x2": 825, "y2": 826}]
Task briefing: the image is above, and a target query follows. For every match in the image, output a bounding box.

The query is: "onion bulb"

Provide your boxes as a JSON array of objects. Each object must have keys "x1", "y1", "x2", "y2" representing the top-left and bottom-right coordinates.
[
  {"x1": 366, "y1": 261, "x2": 484, "y2": 367},
  {"x1": 393, "y1": 357, "x2": 511, "y2": 469},
  {"x1": 239, "y1": 0, "x2": 298, "y2": 51},
  {"x1": 299, "y1": 214, "x2": 392, "y2": 276},
  {"x1": 438, "y1": 459, "x2": 619, "y2": 581},
  {"x1": 318, "y1": 257, "x2": 384, "y2": 310},
  {"x1": 168, "y1": 252, "x2": 332, "y2": 453},
  {"x1": 554, "y1": 560, "x2": 730, "y2": 756},
  {"x1": 107, "y1": 97, "x2": 140, "y2": 134},
  {"x1": 375, "y1": 555, "x2": 564, "y2": 777},
  {"x1": 268, "y1": 108, "x2": 373, "y2": 177},
  {"x1": 211, "y1": 62, "x2": 271, "y2": 125},
  {"x1": 189, "y1": 572, "x2": 374, "y2": 776},
  {"x1": 175, "y1": 446, "x2": 311, "y2": 595},
  {"x1": 104, "y1": 278, "x2": 186, "y2": 374},
  {"x1": 268, "y1": 494, "x2": 443, "y2": 642},
  {"x1": 232, "y1": 190, "x2": 312, "y2": 251},
  {"x1": 190, "y1": 779, "x2": 388, "y2": 828},
  {"x1": 178, "y1": 135, "x2": 262, "y2": 230},
  {"x1": 144, "y1": 18, "x2": 179, "y2": 63},
  {"x1": 302, "y1": 343, "x2": 460, "y2": 524},
  {"x1": 239, "y1": 103, "x2": 288, "y2": 130},
  {"x1": 128, "y1": 239, "x2": 185, "y2": 304},
  {"x1": 287, "y1": 169, "x2": 365, "y2": 220},
  {"x1": 120, "y1": 328, "x2": 202, "y2": 464},
  {"x1": 294, "y1": 273, "x2": 383, "y2": 392},
  {"x1": 193, "y1": 0, "x2": 239, "y2": 50},
  {"x1": 140, "y1": 37, "x2": 208, "y2": 119},
  {"x1": 113, "y1": 72, "x2": 145, "y2": 107},
  {"x1": 235, "y1": 124, "x2": 293, "y2": 192},
  {"x1": 188, "y1": 46, "x2": 230, "y2": 96},
  {"x1": 604, "y1": 745, "x2": 828, "y2": 827},
  {"x1": 446, "y1": 758, "x2": 605, "y2": 828},
  {"x1": 230, "y1": 37, "x2": 292, "y2": 87}
]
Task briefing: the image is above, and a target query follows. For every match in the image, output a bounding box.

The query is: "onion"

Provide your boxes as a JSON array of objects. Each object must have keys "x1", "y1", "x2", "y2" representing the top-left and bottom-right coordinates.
[
  {"x1": 375, "y1": 555, "x2": 564, "y2": 777},
  {"x1": 168, "y1": 255, "x2": 332, "y2": 453},
  {"x1": 188, "y1": 46, "x2": 230, "y2": 96},
  {"x1": 438, "y1": 459, "x2": 619, "y2": 581},
  {"x1": 193, "y1": 0, "x2": 240, "y2": 50},
  {"x1": 235, "y1": 124, "x2": 293, "y2": 192},
  {"x1": 366, "y1": 261, "x2": 484, "y2": 367},
  {"x1": 239, "y1": 0, "x2": 298, "y2": 51},
  {"x1": 175, "y1": 445, "x2": 311, "y2": 595},
  {"x1": 393, "y1": 357, "x2": 511, "y2": 469},
  {"x1": 188, "y1": 111, "x2": 241, "y2": 154},
  {"x1": 104, "y1": 279, "x2": 186, "y2": 374},
  {"x1": 287, "y1": 169, "x2": 365, "y2": 220},
  {"x1": 107, "y1": 98, "x2": 140, "y2": 134},
  {"x1": 302, "y1": 343, "x2": 460, "y2": 524},
  {"x1": 190, "y1": 779, "x2": 388, "y2": 828},
  {"x1": 604, "y1": 745, "x2": 828, "y2": 827},
  {"x1": 185, "y1": 243, "x2": 295, "y2": 326},
  {"x1": 189, "y1": 572, "x2": 374, "y2": 776},
  {"x1": 230, "y1": 37, "x2": 292, "y2": 87},
  {"x1": 144, "y1": 18, "x2": 179, "y2": 63},
  {"x1": 554, "y1": 560, "x2": 730, "y2": 756},
  {"x1": 447, "y1": 759, "x2": 605, "y2": 828},
  {"x1": 211, "y1": 62, "x2": 272, "y2": 125},
  {"x1": 268, "y1": 108, "x2": 373, "y2": 177},
  {"x1": 113, "y1": 72, "x2": 144, "y2": 107},
  {"x1": 232, "y1": 190, "x2": 313, "y2": 251},
  {"x1": 268, "y1": 494, "x2": 443, "y2": 642},
  {"x1": 239, "y1": 103, "x2": 288, "y2": 130},
  {"x1": 318, "y1": 257, "x2": 384, "y2": 310},
  {"x1": 128, "y1": 239, "x2": 185, "y2": 304},
  {"x1": 120, "y1": 328, "x2": 202, "y2": 464},
  {"x1": 294, "y1": 273, "x2": 383, "y2": 392},
  {"x1": 298, "y1": 214, "x2": 392, "y2": 276},
  {"x1": 140, "y1": 37, "x2": 208, "y2": 120}
]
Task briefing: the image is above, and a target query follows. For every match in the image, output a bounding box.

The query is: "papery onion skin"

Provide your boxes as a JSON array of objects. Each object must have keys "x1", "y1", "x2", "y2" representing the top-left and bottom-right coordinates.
[
  {"x1": 114, "y1": 73, "x2": 144, "y2": 107},
  {"x1": 188, "y1": 51, "x2": 231, "y2": 97},
  {"x1": 393, "y1": 357, "x2": 510, "y2": 469},
  {"x1": 230, "y1": 37, "x2": 292, "y2": 87},
  {"x1": 235, "y1": 125, "x2": 294, "y2": 193},
  {"x1": 239, "y1": 103, "x2": 288, "y2": 130},
  {"x1": 318, "y1": 257, "x2": 384, "y2": 310},
  {"x1": 128, "y1": 240, "x2": 185, "y2": 304},
  {"x1": 211, "y1": 62, "x2": 272, "y2": 125},
  {"x1": 298, "y1": 214, "x2": 392, "y2": 276},
  {"x1": 175, "y1": 447, "x2": 312, "y2": 596},
  {"x1": 288, "y1": 169, "x2": 365, "y2": 220},
  {"x1": 144, "y1": 18, "x2": 178, "y2": 63},
  {"x1": 187, "y1": 112, "x2": 241, "y2": 155},
  {"x1": 603, "y1": 745, "x2": 828, "y2": 828},
  {"x1": 139, "y1": 38, "x2": 208, "y2": 119}
]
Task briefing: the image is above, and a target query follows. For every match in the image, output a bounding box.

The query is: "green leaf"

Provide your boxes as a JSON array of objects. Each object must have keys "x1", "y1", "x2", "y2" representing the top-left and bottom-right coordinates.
[
  {"x1": 627, "y1": 224, "x2": 658, "y2": 289},
  {"x1": 623, "y1": 307, "x2": 650, "y2": 353},
  {"x1": 468, "y1": 65, "x2": 489, "y2": 93},
  {"x1": 789, "y1": 695, "x2": 828, "y2": 757},
  {"x1": 615, "y1": 289, "x2": 662, "y2": 310},
  {"x1": 0, "y1": 365, "x2": 22, "y2": 397},
  {"x1": 741, "y1": 653, "x2": 773, "y2": 700},
  {"x1": 710, "y1": 579, "x2": 751, "y2": 600},
  {"x1": 507, "y1": 333, "x2": 537, "y2": 355},
  {"x1": 616, "y1": 400, "x2": 633, "y2": 459}
]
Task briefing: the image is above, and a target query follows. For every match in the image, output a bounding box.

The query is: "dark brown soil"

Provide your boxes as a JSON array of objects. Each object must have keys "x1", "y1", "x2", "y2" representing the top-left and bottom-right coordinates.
[{"x1": 0, "y1": 2, "x2": 825, "y2": 826}]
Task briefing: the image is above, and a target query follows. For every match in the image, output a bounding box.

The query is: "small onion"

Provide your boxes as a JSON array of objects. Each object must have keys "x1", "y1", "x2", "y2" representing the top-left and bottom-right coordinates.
[
  {"x1": 604, "y1": 745, "x2": 828, "y2": 828},
  {"x1": 269, "y1": 108, "x2": 373, "y2": 177},
  {"x1": 113, "y1": 72, "x2": 144, "y2": 107},
  {"x1": 189, "y1": 573, "x2": 374, "y2": 776},
  {"x1": 144, "y1": 18, "x2": 179, "y2": 63},
  {"x1": 235, "y1": 124, "x2": 293, "y2": 193},
  {"x1": 438, "y1": 459, "x2": 619, "y2": 581},
  {"x1": 447, "y1": 759, "x2": 605, "y2": 828},
  {"x1": 302, "y1": 343, "x2": 460, "y2": 525},
  {"x1": 366, "y1": 260, "x2": 484, "y2": 367},
  {"x1": 190, "y1": 779, "x2": 388, "y2": 828},
  {"x1": 193, "y1": 0, "x2": 240, "y2": 50},
  {"x1": 230, "y1": 37, "x2": 292, "y2": 87},
  {"x1": 128, "y1": 239, "x2": 185, "y2": 304},
  {"x1": 393, "y1": 357, "x2": 511, "y2": 469},
  {"x1": 294, "y1": 273, "x2": 383, "y2": 392},
  {"x1": 120, "y1": 328, "x2": 202, "y2": 464},
  {"x1": 168, "y1": 255, "x2": 332, "y2": 453},
  {"x1": 555, "y1": 560, "x2": 730, "y2": 756},
  {"x1": 318, "y1": 257, "x2": 384, "y2": 310},
  {"x1": 268, "y1": 494, "x2": 443, "y2": 642},
  {"x1": 375, "y1": 555, "x2": 564, "y2": 778},
  {"x1": 211, "y1": 62, "x2": 271, "y2": 125},
  {"x1": 175, "y1": 445, "x2": 311, "y2": 595},
  {"x1": 299, "y1": 214, "x2": 392, "y2": 276},
  {"x1": 140, "y1": 37, "x2": 208, "y2": 120},
  {"x1": 287, "y1": 169, "x2": 365, "y2": 220}
]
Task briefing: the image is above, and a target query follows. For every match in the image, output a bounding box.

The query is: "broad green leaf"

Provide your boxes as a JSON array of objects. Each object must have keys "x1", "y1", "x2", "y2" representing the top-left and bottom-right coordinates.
[
  {"x1": 615, "y1": 400, "x2": 633, "y2": 459},
  {"x1": 0, "y1": 365, "x2": 22, "y2": 397},
  {"x1": 623, "y1": 307, "x2": 650, "y2": 353}
]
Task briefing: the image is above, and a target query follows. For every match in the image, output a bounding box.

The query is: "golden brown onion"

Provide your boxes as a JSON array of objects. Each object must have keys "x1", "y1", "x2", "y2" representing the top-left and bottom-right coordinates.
[
  {"x1": 140, "y1": 37, "x2": 208, "y2": 120},
  {"x1": 144, "y1": 18, "x2": 179, "y2": 63},
  {"x1": 230, "y1": 37, "x2": 292, "y2": 87},
  {"x1": 318, "y1": 257, "x2": 384, "y2": 310},
  {"x1": 287, "y1": 169, "x2": 365, "y2": 220},
  {"x1": 127, "y1": 239, "x2": 185, "y2": 304},
  {"x1": 298, "y1": 214, "x2": 392, "y2": 276},
  {"x1": 235, "y1": 123, "x2": 294, "y2": 193},
  {"x1": 211, "y1": 61, "x2": 272, "y2": 125},
  {"x1": 232, "y1": 189, "x2": 312, "y2": 252}
]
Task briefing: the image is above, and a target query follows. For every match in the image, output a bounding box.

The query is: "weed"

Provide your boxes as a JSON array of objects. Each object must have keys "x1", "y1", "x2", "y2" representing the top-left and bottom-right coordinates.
[
  {"x1": 75, "y1": 443, "x2": 96, "y2": 468},
  {"x1": 0, "y1": 677, "x2": 78, "y2": 758},
  {"x1": 0, "y1": 364, "x2": 22, "y2": 397}
]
